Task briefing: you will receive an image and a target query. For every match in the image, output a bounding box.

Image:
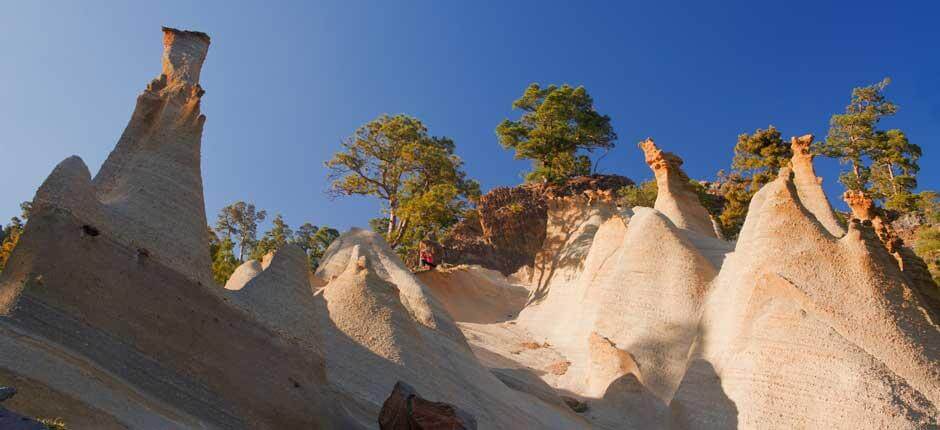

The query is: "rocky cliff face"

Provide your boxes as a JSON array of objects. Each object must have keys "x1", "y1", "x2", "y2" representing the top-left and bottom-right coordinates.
[
  {"x1": 30, "y1": 27, "x2": 214, "y2": 287},
  {"x1": 442, "y1": 175, "x2": 631, "y2": 275}
]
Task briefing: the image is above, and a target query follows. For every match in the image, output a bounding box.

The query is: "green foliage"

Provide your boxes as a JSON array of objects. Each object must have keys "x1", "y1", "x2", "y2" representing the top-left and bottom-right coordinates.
[
  {"x1": 617, "y1": 180, "x2": 658, "y2": 208},
  {"x1": 39, "y1": 417, "x2": 67, "y2": 430},
  {"x1": 215, "y1": 201, "x2": 267, "y2": 261},
  {"x1": 915, "y1": 226, "x2": 940, "y2": 285},
  {"x1": 0, "y1": 201, "x2": 31, "y2": 274},
  {"x1": 915, "y1": 191, "x2": 940, "y2": 225},
  {"x1": 711, "y1": 172, "x2": 751, "y2": 239},
  {"x1": 326, "y1": 114, "x2": 480, "y2": 259},
  {"x1": 251, "y1": 214, "x2": 294, "y2": 261},
  {"x1": 708, "y1": 126, "x2": 792, "y2": 240},
  {"x1": 871, "y1": 129, "x2": 922, "y2": 212},
  {"x1": 816, "y1": 78, "x2": 898, "y2": 193},
  {"x1": 732, "y1": 126, "x2": 790, "y2": 188},
  {"x1": 213, "y1": 238, "x2": 239, "y2": 285},
  {"x1": 293, "y1": 223, "x2": 340, "y2": 270},
  {"x1": 504, "y1": 202, "x2": 525, "y2": 215},
  {"x1": 496, "y1": 83, "x2": 616, "y2": 183}
]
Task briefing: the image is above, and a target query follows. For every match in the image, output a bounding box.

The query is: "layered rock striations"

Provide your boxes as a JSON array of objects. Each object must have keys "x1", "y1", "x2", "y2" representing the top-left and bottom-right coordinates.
[
  {"x1": 2, "y1": 26, "x2": 939, "y2": 430},
  {"x1": 789, "y1": 134, "x2": 846, "y2": 236},
  {"x1": 843, "y1": 190, "x2": 940, "y2": 316},
  {"x1": 639, "y1": 138, "x2": 721, "y2": 238},
  {"x1": 422, "y1": 138, "x2": 939, "y2": 429},
  {"x1": 0, "y1": 28, "x2": 345, "y2": 429},
  {"x1": 29, "y1": 27, "x2": 213, "y2": 287}
]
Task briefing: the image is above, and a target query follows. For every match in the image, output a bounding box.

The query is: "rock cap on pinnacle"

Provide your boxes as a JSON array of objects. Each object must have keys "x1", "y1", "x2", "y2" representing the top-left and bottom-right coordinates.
[{"x1": 161, "y1": 26, "x2": 210, "y2": 85}]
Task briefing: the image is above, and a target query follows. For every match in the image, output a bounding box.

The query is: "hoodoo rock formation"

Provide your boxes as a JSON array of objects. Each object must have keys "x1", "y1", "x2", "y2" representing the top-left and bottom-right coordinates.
[
  {"x1": 639, "y1": 138, "x2": 721, "y2": 238},
  {"x1": 1, "y1": 27, "x2": 939, "y2": 430}
]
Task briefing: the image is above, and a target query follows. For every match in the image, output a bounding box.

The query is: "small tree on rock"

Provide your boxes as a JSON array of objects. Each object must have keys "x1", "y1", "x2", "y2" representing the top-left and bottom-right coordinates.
[
  {"x1": 497, "y1": 83, "x2": 616, "y2": 183},
  {"x1": 251, "y1": 214, "x2": 294, "y2": 260},
  {"x1": 870, "y1": 129, "x2": 922, "y2": 212},
  {"x1": 817, "y1": 78, "x2": 898, "y2": 193},
  {"x1": 326, "y1": 114, "x2": 480, "y2": 259}
]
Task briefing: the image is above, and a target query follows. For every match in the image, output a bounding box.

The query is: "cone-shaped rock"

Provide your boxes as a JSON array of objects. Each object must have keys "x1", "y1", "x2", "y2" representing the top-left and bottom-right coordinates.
[{"x1": 639, "y1": 138, "x2": 720, "y2": 238}]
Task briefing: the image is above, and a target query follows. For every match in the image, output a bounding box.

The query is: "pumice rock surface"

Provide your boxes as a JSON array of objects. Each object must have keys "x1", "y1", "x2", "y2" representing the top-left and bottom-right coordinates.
[{"x1": 1, "y1": 27, "x2": 938, "y2": 430}]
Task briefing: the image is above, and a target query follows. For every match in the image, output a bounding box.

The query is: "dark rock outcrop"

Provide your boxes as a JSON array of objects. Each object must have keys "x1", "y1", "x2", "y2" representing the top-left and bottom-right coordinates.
[
  {"x1": 0, "y1": 387, "x2": 48, "y2": 430},
  {"x1": 379, "y1": 381, "x2": 477, "y2": 430},
  {"x1": 0, "y1": 387, "x2": 15, "y2": 402},
  {"x1": 442, "y1": 175, "x2": 631, "y2": 275}
]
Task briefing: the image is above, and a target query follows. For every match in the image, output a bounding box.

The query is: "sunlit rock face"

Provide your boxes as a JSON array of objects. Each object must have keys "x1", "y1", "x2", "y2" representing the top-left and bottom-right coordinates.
[
  {"x1": 639, "y1": 138, "x2": 721, "y2": 238},
  {"x1": 1, "y1": 25, "x2": 939, "y2": 430}
]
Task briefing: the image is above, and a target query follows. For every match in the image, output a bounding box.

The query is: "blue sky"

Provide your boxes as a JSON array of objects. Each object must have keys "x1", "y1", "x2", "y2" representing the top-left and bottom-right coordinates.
[{"x1": 2, "y1": 1, "x2": 939, "y2": 232}]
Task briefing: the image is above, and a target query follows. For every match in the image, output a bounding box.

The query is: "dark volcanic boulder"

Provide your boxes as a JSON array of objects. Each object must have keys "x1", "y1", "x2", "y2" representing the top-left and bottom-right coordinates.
[{"x1": 379, "y1": 381, "x2": 477, "y2": 430}]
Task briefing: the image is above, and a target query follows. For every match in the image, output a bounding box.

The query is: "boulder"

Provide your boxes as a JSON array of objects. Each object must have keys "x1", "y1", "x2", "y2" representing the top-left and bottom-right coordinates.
[{"x1": 379, "y1": 381, "x2": 477, "y2": 430}]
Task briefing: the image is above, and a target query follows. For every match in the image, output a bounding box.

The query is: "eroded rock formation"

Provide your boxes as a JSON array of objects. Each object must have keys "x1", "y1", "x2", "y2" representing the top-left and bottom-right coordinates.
[
  {"x1": 843, "y1": 190, "x2": 940, "y2": 315},
  {"x1": 1, "y1": 26, "x2": 938, "y2": 430},
  {"x1": 0, "y1": 28, "x2": 344, "y2": 429},
  {"x1": 639, "y1": 138, "x2": 721, "y2": 238},
  {"x1": 421, "y1": 139, "x2": 939, "y2": 429},
  {"x1": 789, "y1": 134, "x2": 846, "y2": 236}
]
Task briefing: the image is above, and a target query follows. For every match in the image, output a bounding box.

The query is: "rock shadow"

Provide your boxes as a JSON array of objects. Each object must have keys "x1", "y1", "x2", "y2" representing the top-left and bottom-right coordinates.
[{"x1": 669, "y1": 359, "x2": 738, "y2": 430}]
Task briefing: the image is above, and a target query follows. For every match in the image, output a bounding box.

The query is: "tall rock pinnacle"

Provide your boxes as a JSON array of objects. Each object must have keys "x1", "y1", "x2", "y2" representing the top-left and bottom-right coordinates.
[
  {"x1": 87, "y1": 27, "x2": 213, "y2": 285},
  {"x1": 161, "y1": 27, "x2": 210, "y2": 85},
  {"x1": 638, "y1": 138, "x2": 719, "y2": 238},
  {"x1": 789, "y1": 134, "x2": 846, "y2": 236}
]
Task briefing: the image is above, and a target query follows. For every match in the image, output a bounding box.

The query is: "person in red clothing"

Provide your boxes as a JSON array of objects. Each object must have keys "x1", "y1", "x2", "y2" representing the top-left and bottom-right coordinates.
[{"x1": 420, "y1": 248, "x2": 436, "y2": 269}]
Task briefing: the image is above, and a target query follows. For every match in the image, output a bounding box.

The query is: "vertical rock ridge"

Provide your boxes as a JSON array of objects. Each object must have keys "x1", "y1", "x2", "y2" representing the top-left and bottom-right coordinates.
[
  {"x1": 843, "y1": 190, "x2": 940, "y2": 316},
  {"x1": 88, "y1": 27, "x2": 213, "y2": 286},
  {"x1": 789, "y1": 134, "x2": 846, "y2": 237},
  {"x1": 639, "y1": 138, "x2": 720, "y2": 238}
]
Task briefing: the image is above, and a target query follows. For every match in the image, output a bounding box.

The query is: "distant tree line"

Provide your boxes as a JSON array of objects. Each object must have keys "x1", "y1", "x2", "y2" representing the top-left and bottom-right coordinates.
[
  {"x1": 3, "y1": 78, "x2": 937, "y2": 285},
  {"x1": 210, "y1": 201, "x2": 339, "y2": 284}
]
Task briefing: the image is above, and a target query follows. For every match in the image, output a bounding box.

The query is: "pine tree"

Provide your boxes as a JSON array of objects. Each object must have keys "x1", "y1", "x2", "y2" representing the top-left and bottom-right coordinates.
[
  {"x1": 817, "y1": 78, "x2": 898, "y2": 193},
  {"x1": 871, "y1": 129, "x2": 922, "y2": 212},
  {"x1": 497, "y1": 83, "x2": 617, "y2": 183},
  {"x1": 252, "y1": 214, "x2": 294, "y2": 260}
]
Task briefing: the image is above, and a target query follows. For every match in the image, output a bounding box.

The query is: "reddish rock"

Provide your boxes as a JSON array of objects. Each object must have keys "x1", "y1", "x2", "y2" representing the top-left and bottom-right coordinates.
[
  {"x1": 441, "y1": 174, "x2": 631, "y2": 275},
  {"x1": 379, "y1": 381, "x2": 477, "y2": 430}
]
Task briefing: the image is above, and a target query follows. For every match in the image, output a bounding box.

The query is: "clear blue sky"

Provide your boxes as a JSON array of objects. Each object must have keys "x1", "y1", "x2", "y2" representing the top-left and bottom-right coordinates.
[{"x1": 2, "y1": 1, "x2": 939, "y2": 232}]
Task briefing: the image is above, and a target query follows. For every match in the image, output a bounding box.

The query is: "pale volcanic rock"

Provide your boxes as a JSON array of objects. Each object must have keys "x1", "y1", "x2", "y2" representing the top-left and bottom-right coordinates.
[
  {"x1": 789, "y1": 134, "x2": 846, "y2": 237},
  {"x1": 416, "y1": 265, "x2": 529, "y2": 324},
  {"x1": 0, "y1": 28, "x2": 347, "y2": 429},
  {"x1": 2, "y1": 24, "x2": 939, "y2": 430},
  {"x1": 639, "y1": 138, "x2": 721, "y2": 238},
  {"x1": 26, "y1": 27, "x2": 216, "y2": 287},
  {"x1": 224, "y1": 259, "x2": 264, "y2": 290},
  {"x1": 314, "y1": 232, "x2": 591, "y2": 429},
  {"x1": 586, "y1": 333, "x2": 641, "y2": 398},
  {"x1": 694, "y1": 169, "x2": 939, "y2": 427},
  {"x1": 421, "y1": 146, "x2": 938, "y2": 429},
  {"x1": 843, "y1": 190, "x2": 940, "y2": 316},
  {"x1": 223, "y1": 245, "x2": 322, "y2": 347}
]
